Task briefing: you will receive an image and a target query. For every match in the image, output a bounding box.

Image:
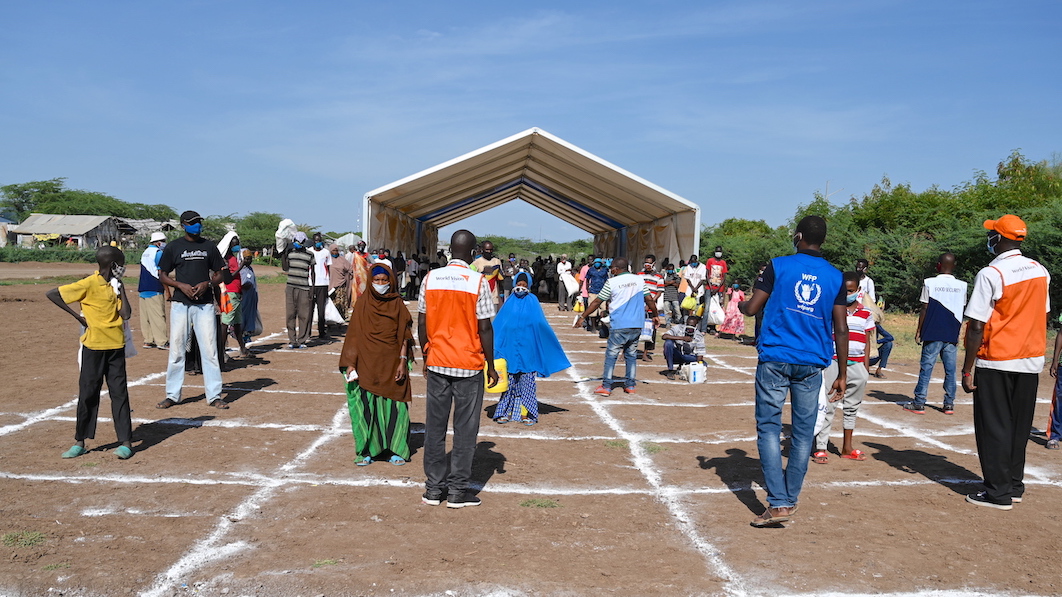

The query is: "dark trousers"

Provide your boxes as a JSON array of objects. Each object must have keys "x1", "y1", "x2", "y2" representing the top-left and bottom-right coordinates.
[
  {"x1": 285, "y1": 285, "x2": 311, "y2": 345},
  {"x1": 424, "y1": 370, "x2": 484, "y2": 495},
  {"x1": 76, "y1": 347, "x2": 132, "y2": 443},
  {"x1": 972, "y1": 367, "x2": 1038, "y2": 503},
  {"x1": 312, "y1": 285, "x2": 329, "y2": 337}
]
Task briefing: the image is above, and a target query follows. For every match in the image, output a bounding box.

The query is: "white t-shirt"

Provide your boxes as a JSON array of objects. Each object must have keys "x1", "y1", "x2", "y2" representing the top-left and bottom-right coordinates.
[
  {"x1": 684, "y1": 263, "x2": 707, "y2": 297},
  {"x1": 309, "y1": 247, "x2": 331, "y2": 287}
]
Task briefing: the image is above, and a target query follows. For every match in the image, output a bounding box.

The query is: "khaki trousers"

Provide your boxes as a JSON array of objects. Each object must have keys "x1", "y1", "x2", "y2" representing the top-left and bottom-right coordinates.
[{"x1": 139, "y1": 294, "x2": 168, "y2": 346}]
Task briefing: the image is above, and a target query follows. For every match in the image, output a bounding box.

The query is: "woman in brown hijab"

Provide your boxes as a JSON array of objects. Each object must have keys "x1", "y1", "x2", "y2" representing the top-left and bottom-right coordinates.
[{"x1": 338, "y1": 263, "x2": 413, "y2": 465}]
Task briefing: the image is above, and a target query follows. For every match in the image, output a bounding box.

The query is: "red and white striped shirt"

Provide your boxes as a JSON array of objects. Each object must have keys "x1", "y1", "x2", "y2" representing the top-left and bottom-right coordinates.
[{"x1": 835, "y1": 306, "x2": 876, "y2": 362}]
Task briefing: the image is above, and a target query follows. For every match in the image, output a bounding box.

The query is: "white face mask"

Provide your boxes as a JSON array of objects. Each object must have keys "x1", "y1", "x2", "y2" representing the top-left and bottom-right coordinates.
[
  {"x1": 714, "y1": 252, "x2": 722, "y2": 258},
  {"x1": 513, "y1": 286, "x2": 529, "y2": 295},
  {"x1": 372, "y1": 283, "x2": 390, "y2": 295}
]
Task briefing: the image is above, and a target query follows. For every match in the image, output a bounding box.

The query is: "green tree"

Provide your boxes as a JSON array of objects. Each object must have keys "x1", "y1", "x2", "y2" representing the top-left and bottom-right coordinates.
[
  {"x1": 236, "y1": 212, "x2": 283, "y2": 251},
  {"x1": 0, "y1": 177, "x2": 176, "y2": 221}
]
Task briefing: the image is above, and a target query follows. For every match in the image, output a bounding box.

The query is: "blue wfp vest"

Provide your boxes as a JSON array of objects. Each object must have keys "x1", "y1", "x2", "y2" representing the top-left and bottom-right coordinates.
[{"x1": 758, "y1": 252, "x2": 843, "y2": 368}]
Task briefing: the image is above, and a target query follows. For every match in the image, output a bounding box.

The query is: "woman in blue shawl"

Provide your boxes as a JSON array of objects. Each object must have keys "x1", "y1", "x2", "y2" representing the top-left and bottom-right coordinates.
[{"x1": 492, "y1": 271, "x2": 571, "y2": 425}]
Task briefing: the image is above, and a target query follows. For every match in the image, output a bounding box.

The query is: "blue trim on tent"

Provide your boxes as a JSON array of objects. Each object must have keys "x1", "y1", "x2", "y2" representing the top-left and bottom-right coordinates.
[{"x1": 416, "y1": 177, "x2": 625, "y2": 230}]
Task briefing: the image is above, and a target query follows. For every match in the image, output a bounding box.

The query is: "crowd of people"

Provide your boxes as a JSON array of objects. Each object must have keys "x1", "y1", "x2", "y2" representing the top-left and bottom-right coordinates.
[{"x1": 46, "y1": 211, "x2": 1061, "y2": 524}]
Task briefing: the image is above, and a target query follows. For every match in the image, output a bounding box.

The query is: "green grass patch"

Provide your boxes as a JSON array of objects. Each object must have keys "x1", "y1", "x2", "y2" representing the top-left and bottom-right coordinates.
[
  {"x1": 256, "y1": 273, "x2": 288, "y2": 284},
  {"x1": 3, "y1": 531, "x2": 46, "y2": 548},
  {"x1": 520, "y1": 498, "x2": 561, "y2": 508},
  {"x1": 80, "y1": 462, "x2": 99, "y2": 468},
  {"x1": 641, "y1": 442, "x2": 668, "y2": 455},
  {"x1": 312, "y1": 559, "x2": 339, "y2": 568},
  {"x1": 42, "y1": 562, "x2": 70, "y2": 571},
  {"x1": 604, "y1": 439, "x2": 629, "y2": 449}
]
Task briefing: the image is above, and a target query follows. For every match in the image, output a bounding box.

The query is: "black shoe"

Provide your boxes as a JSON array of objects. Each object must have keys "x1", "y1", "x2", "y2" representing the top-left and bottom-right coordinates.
[
  {"x1": 965, "y1": 491, "x2": 1012, "y2": 510},
  {"x1": 943, "y1": 404, "x2": 955, "y2": 415},
  {"x1": 902, "y1": 402, "x2": 925, "y2": 414},
  {"x1": 446, "y1": 493, "x2": 481, "y2": 508},
  {"x1": 421, "y1": 490, "x2": 444, "y2": 506}
]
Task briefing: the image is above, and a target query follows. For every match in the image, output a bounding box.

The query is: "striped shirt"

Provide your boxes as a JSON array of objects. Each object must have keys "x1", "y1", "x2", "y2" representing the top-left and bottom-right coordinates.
[
  {"x1": 639, "y1": 271, "x2": 663, "y2": 298},
  {"x1": 286, "y1": 250, "x2": 313, "y2": 289},
  {"x1": 834, "y1": 306, "x2": 875, "y2": 362}
]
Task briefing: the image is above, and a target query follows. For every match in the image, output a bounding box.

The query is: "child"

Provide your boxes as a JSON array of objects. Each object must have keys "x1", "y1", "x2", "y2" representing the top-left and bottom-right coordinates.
[
  {"x1": 46, "y1": 246, "x2": 134, "y2": 459},
  {"x1": 813, "y1": 271, "x2": 874, "y2": 463}
]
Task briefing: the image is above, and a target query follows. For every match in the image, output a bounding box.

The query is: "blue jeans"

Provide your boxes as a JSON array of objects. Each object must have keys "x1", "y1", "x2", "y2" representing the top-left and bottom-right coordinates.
[
  {"x1": 869, "y1": 323, "x2": 894, "y2": 369},
  {"x1": 603, "y1": 327, "x2": 640, "y2": 390},
  {"x1": 166, "y1": 302, "x2": 223, "y2": 404},
  {"x1": 663, "y1": 339, "x2": 700, "y2": 371},
  {"x1": 913, "y1": 341, "x2": 957, "y2": 407},
  {"x1": 755, "y1": 361, "x2": 822, "y2": 508}
]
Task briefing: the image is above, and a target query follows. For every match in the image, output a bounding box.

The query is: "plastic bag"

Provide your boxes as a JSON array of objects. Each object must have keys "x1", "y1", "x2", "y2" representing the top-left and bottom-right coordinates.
[
  {"x1": 274, "y1": 218, "x2": 297, "y2": 253},
  {"x1": 706, "y1": 294, "x2": 725, "y2": 326},
  {"x1": 639, "y1": 318, "x2": 655, "y2": 343},
  {"x1": 573, "y1": 300, "x2": 584, "y2": 313},
  {"x1": 680, "y1": 295, "x2": 697, "y2": 311}
]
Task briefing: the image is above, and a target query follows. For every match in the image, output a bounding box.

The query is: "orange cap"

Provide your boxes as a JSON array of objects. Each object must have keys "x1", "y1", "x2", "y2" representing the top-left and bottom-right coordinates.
[{"x1": 983, "y1": 214, "x2": 1027, "y2": 241}]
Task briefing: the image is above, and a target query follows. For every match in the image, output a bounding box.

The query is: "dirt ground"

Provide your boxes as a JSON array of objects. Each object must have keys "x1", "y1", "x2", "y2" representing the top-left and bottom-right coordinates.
[{"x1": 1, "y1": 263, "x2": 1061, "y2": 597}]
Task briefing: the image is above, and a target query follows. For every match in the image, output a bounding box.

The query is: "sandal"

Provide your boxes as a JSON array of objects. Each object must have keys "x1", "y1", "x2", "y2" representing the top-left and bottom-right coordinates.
[
  {"x1": 156, "y1": 398, "x2": 176, "y2": 409},
  {"x1": 212, "y1": 400, "x2": 230, "y2": 410},
  {"x1": 812, "y1": 450, "x2": 829, "y2": 464},
  {"x1": 495, "y1": 417, "x2": 509, "y2": 424},
  {"x1": 522, "y1": 418, "x2": 536, "y2": 426},
  {"x1": 840, "y1": 449, "x2": 866, "y2": 461},
  {"x1": 389, "y1": 455, "x2": 406, "y2": 466},
  {"x1": 356, "y1": 456, "x2": 372, "y2": 466}
]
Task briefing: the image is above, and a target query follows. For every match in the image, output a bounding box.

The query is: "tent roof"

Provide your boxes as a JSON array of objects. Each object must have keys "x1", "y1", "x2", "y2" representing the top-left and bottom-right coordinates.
[
  {"x1": 12, "y1": 213, "x2": 126, "y2": 235},
  {"x1": 363, "y1": 128, "x2": 698, "y2": 235}
]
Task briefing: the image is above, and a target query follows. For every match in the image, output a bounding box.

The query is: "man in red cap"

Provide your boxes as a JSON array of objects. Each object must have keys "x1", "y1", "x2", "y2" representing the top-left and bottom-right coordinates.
[{"x1": 961, "y1": 214, "x2": 1050, "y2": 510}]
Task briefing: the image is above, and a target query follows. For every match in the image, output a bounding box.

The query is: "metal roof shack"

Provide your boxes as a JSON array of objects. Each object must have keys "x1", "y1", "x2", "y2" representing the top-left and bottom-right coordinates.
[{"x1": 12, "y1": 213, "x2": 133, "y2": 248}]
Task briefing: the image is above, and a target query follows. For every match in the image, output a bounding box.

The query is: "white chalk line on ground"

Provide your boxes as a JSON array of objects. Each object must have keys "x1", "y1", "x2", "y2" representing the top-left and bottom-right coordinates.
[
  {"x1": 141, "y1": 406, "x2": 349, "y2": 597},
  {"x1": 564, "y1": 365, "x2": 748, "y2": 593},
  {"x1": 13, "y1": 466, "x2": 1053, "y2": 499},
  {"x1": 32, "y1": 412, "x2": 981, "y2": 445}
]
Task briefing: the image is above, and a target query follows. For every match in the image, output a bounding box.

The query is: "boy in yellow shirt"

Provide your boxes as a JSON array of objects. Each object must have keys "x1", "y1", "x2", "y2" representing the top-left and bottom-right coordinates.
[{"x1": 46, "y1": 246, "x2": 134, "y2": 459}]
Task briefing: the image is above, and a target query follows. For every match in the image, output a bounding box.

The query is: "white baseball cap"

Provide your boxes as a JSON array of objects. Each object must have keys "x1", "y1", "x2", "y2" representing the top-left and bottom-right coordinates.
[{"x1": 150, "y1": 232, "x2": 166, "y2": 243}]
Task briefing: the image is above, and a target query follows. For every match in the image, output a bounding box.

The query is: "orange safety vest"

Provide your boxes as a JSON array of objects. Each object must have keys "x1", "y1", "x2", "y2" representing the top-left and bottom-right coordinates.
[
  {"x1": 423, "y1": 263, "x2": 486, "y2": 371},
  {"x1": 978, "y1": 257, "x2": 1049, "y2": 362}
]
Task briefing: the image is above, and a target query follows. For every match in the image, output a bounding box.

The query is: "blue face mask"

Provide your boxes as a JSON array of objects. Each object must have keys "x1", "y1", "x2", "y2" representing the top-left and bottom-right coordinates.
[
  {"x1": 315, "y1": 242, "x2": 323, "y2": 249},
  {"x1": 293, "y1": 242, "x2": 303, "y2": 249},
  {"x1": 185, "y1": 222, "x2": 202, "y2": 235},
  {"x1": 232, "y1": 245, "x2": 242, "y2": 255}
]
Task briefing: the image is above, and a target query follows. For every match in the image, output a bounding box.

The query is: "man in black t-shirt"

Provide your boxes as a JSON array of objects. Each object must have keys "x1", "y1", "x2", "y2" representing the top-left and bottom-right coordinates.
[{"x1": 156, "y1": 210, "x2": 230, "y2": 410}]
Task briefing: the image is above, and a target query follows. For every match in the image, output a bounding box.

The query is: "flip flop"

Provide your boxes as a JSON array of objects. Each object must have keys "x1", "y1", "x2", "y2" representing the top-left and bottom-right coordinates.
[
  {"x1": 356, "y1": 456, "x2": 372, "y2": 466},
  {"x1": 522, "y1": 419, "x2": 536, "y2": 426},
  {"x1": 61, "y1": 445, "x2": 87, "y2": 459},
  {"x1": 114, "y1": 445, "x2": 133, "y2": 459},
  {"x1": 389, "y1": 455, "x2": 406, "y2": 466},
  {"x1": 212, "y1": 400, "x2": 230, "y2": 410},
  {"x1": 840, "y1": 449, "x2": 867, "y2": 461},
  {"x1": 812, "y1": 450, "x2": 829, "y2": 464},
  {"x1": 156, "y1": 399, "x2": 176, "y2": 409},
  {"x1": 495, "y1": 417, "x2": 509, "y2": 424}
]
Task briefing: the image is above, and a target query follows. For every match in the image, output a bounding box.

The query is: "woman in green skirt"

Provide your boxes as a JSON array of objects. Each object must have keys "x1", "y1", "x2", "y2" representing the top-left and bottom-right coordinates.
[{"x1": 339, "y1": 263, "x2": 413, "y2": 465}]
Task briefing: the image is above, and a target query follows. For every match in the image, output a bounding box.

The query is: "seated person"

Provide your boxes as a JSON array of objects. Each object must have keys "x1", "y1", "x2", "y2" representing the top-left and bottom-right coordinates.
[{"x1": 661, "y1": 315, "x2": 706, "y2": 380}]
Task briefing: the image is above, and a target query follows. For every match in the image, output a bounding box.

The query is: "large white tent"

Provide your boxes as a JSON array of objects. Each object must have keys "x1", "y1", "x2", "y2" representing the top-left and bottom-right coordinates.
[{"x1": 362, "y1": 128, "x2": 700, "y2": 262}]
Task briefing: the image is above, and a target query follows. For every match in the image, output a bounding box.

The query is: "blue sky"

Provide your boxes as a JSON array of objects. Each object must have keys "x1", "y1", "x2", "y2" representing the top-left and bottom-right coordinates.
[{"x1": 2, "y1": 1, "x2": 1059, "y2": 243}]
